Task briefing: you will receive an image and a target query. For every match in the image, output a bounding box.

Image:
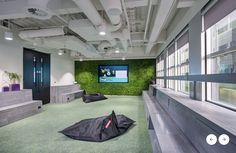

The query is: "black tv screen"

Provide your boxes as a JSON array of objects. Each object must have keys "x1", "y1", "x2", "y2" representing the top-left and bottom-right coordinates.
[{"x1": 98, "y1": 65, "x2": 129, "y2": 83}]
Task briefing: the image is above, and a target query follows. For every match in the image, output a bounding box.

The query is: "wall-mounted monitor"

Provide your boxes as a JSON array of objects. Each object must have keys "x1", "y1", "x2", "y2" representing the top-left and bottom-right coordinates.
[{"x1": 98, "y1": 65, "x2": 129, "y2": 83}]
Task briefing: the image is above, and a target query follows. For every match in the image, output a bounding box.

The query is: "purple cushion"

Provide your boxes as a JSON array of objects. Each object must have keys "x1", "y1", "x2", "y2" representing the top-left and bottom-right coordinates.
[
  {"x1": 2, "y1": 86, "x2": 10, "y2": 92},
  {"x1": 10, "y1": 84, "x2": 20, "y2": 91}
]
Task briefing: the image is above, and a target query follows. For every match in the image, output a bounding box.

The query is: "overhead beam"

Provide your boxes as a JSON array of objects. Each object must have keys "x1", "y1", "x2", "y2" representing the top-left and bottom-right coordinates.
[
  {"x1": 145, "y1": 0, "x2": 177, "y2": 54},
  {"x1": 177, "y1": 0, "x2": 195, "y2": 8},
  {"x1": 125, "y1": 0, "x2": 158, "y2": 8},
  {"x1": 156, "y1": 30, "x2": 167, "y2": 43}
]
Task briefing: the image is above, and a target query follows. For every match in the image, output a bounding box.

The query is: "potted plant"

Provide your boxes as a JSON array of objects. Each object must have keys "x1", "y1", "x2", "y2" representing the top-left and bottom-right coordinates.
[{"x1": 4, "y1": 71, "x2": 21, "y2": 91}]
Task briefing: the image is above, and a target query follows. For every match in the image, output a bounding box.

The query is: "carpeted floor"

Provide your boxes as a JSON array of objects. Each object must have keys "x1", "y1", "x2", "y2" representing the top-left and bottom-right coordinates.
[{"x1": 0, "y1": 96, "x2": 152, "y2": 153}]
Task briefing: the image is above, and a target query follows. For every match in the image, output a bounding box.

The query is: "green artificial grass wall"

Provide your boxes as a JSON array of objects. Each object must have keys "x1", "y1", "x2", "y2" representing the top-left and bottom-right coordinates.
[{"x1": 75, "y1": 59, "x2": 156, "y2": 95}]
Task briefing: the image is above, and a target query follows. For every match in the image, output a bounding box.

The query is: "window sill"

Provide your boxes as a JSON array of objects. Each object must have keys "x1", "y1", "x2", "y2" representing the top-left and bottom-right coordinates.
[{"x1": 151, "y1": 85, "x2": 236, "y2": 136}]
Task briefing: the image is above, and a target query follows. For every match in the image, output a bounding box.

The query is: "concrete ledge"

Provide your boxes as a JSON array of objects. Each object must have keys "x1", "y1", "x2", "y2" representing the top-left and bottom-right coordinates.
[
  {"x1": 151, "y1": 85, "x2": 236, "y2": 153},
  {"x1": 62, "y1": 89, "x2": 84, "y2": 103},
  {"x1": 0, "y1": 100, "x2": 42, "y2": 127},
  {"x1": 0, "y1": 90, "x2": 42, "y2": 127},
  {"x1": 50, "y1": 85, "x2": 82, "y2": 103},
  {"x1": 142, "y1": 91, "x2": 198, "y2": 153}
]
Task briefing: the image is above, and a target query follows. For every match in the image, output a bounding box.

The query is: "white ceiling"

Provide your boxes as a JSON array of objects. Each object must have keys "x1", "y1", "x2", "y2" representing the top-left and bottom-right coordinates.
[{"x1": 0, "y1": 0, "x2": 203, "y2": 60}]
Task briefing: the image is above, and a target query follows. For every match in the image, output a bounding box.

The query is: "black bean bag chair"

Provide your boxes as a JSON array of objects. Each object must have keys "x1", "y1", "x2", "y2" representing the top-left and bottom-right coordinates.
[
  {"x1": 59, "y1": 111, "x2": 135, "y2": 142},
  {"x1": 82, "y1": 91, "x2": 107, "y2": 103}
]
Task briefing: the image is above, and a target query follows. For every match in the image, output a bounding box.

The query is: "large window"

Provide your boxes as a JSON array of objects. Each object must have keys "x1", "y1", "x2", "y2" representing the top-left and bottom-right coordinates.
[
  {"x1": 206, "y1": 10, "x2": 236, "y2": 74},
  {"x1": 204, "y1": 0, "x2": 236, "y2": 109},
  {"x1": 176, "y1": 32, "x2": 190, "y2": 94},
  {"x1": 154, "y1": 0, "x2": 236, "y2": 111},
  {"x1": 156, "y1": 54, "x2": 164, "y2": 87},
  {"x1": 176, "y1": 43, "x2": 189, "y2": 76},
  {"x1": 207, "y1": 83, "x2": 236, "y2": 109},
  {"x1": 167, "y1": 44, "x2": 175, "y2": 90},
  {"x1": 157, "y1": 31, "x2": 190, "y2": 94}
]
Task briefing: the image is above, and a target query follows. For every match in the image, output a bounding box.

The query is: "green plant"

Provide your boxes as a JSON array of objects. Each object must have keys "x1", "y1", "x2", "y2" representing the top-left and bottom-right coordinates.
[
  {"x1": 75, "y1": 59, "x2": 156, "y2": 96},
  {"x1": 4, "y1": 71, "x2": 21, "y2": 84}
]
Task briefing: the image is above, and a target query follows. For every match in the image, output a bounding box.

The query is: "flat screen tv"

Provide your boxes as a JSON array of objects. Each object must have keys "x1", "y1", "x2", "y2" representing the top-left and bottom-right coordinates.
[{"x1": 98, "y1": 65, "x2": 129, "y2": 83}]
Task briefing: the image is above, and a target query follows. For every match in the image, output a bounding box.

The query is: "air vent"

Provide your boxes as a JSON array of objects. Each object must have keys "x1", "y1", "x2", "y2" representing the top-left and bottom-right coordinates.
[
  {"x1": 27, "y1": 8, "x2": 48, "y2": 17},
  {"x1": 25, "y1": 7, "x2": 52, "y2": 20},
  {"x1": 0, "y1": 20, "x2": 9, "y2": 29}
]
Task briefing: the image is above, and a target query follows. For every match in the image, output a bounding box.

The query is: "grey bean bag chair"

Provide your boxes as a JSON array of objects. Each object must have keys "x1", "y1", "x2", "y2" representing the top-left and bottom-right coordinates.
[
  {"x1": 59, "y1": 111, "x2": 135, "y2": 142},
  {"x1": 82, "y1": 91, "x2": 107, "y2": 103}
]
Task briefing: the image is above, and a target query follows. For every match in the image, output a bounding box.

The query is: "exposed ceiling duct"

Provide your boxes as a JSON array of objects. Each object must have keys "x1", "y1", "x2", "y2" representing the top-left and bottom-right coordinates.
[
  {"x1": 40, "y1": 36, "x2": 101, "y2": 58},
  {"x1": 0, "y1": 0, "x2": 200, "y2": 60},
  {"x1": 19, "y1": 27, "x2": 64, "y2": 39},
  {"x1": 99, "y1": 0, "x2": 122, "y2": 25},
  {"x1": 18, "y1": 28, "x2": 101, "y2": 58},
  {"x1": 71, "y1": 0, "x2": 129, "y2": 53},
  {"x1": 145, "y1": 0, "x2": 177, "y2": 54},
  {"x1": 98, "y1": 41, "x2": 114, "y2": 53}
]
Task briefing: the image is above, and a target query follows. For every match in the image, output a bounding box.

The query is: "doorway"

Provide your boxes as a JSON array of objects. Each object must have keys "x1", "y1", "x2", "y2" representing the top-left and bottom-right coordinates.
[{"x1": 23, "y1": 48, "x2": 50, "y2": 104}]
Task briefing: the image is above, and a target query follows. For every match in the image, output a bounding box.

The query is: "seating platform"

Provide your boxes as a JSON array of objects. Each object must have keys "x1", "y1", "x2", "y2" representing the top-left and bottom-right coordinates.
[
  {"x1": 0, "y1": 90, "x2": 42, "y2": 127},
  {"x1": 62, "y1": 89, "x2": 84, "y2": 103},
  {"x1": 142, "y1": 91, "x2": 198, "y2": 153},
  {"x1": 51, "y1": 85, "x2": 84, "y2": 103}
]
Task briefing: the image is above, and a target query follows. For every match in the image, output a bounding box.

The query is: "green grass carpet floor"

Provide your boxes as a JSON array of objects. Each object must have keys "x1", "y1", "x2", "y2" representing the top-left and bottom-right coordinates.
[{"x1": 0, "y1": 96, "x2": 152, "y2": 153}]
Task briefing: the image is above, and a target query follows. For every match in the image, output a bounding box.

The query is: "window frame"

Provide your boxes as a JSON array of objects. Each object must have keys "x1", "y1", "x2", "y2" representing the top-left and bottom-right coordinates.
[{"x1": 203, "y1": 6, "x2": 236, "y2": 111}]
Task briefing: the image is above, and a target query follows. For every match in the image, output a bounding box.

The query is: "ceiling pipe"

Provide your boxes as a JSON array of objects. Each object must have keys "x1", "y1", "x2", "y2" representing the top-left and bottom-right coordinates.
[
  {"x1": 72, "y1": 0, "x2": 129, "y2": 52},
  {"x1": 18, "y1": 28, "x2": 101, "y2": 58},
  {"x1": 72, "y1": 0, "x2": 117, "y2": 47},
  {"x1": 111, "y1": 29, "x2": 130, "y2": 52},
  {"x1": 145, "y1": 0, "x2": 177, "y2": 54},
  {"x1": 121, "y1": 0, "x2": 132, "y2": 47},
  {"x1": 19, "y1": 27, "x2": 64, "y2": 39},
  {"x1": 99, "y1": 0, "x2": 122, "y2": 25},
  {"x1": 27, "y1": 35, "x2": 101, "y2": 58},
  {"x1": 72, "y1": 0, "x2": 103, "y2": 26},
  {"x1": 98, "y1": 28, "x2": 129, "y2": 53},
  {"x1": 143, "y1": 0, "x2": 153, "y2": 41},
  {"x1": 97, "y1": 39, "x2": 117, "y2": 53},
  {"x1": 42, "y1": 36, "x2": 101, "y2": 58}
]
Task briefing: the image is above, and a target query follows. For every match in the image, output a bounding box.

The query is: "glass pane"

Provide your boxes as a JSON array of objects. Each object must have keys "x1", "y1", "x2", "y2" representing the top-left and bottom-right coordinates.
[
  {"x1": 178, "y1": 80, "x2": 189, "y2": 94},
  {"x1": 156, "y1": 56, "x2": 164, "y2": 88},
  {"x1": 177, "y1": 43, "x2": 189, "y2": 76},
  {"x1": 157, "y1": 60, "x2": 164, "y2": 77},
  {"x1": 207, "y1": 52, "x2": 236, "y2": 73},
  {"x1": 208, "y1": 83, "x2": 236, "y2": 109},
  {"x1": 206, "y1": 9, "x2": 236, "y2": 74},
  {"x1": 167, "y1": 80, "x2": 175, "y2": 90}
]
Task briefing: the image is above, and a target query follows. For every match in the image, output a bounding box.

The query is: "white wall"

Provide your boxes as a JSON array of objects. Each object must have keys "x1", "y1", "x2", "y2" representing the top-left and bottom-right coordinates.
[
  {"x1": 0, "y1": 32, "x2": 23, "y2": 91},
  {"x1": 51, "y1": 53, "x2": 75, "y2": 86},
  {"x1": 0, "y1": 28, "x2": 75, "y2": 91}
]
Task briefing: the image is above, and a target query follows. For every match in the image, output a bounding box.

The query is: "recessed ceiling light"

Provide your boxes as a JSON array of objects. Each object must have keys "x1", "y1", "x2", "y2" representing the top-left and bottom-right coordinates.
[
  {"x1": 4, "y1": 31, "x2": 13, "y2": 40},
  {"x1": 79, "y1": 58, "x2": 83, "y2": 62},
  {"x1": 122, "y1": 57, "x2": 126, "y2": 60},
  {"x1": 115, "y1": 48, "x2": 120, "y2": 53},
  {"x1": 98, "y1": 24, "x2": 106, "y2": 36},
  {"x1": 99, "y1": 31, "x2": 106, "y2": 36},
  {"x1": 58, "y1": 50, "x2": 64, "y2": 55}
]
